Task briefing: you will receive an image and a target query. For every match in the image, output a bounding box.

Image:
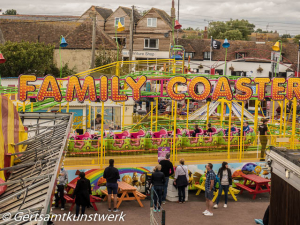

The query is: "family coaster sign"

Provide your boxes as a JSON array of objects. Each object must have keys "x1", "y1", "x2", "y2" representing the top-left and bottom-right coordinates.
[{"x1": 18, "y1": 75, "x2": 300, "y2": 102}]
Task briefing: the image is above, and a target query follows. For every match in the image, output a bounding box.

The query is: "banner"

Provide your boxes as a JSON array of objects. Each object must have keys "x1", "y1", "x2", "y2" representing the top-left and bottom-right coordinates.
[{"x1": 158, "y1": 147, "x2": 170, "y2": 162}]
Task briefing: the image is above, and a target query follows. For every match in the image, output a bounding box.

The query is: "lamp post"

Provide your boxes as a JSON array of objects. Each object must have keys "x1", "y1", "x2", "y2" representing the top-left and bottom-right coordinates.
[
  {"x1": 272, "y1": 40, "x2": 282, "y2": 78},
  {"x1": 59, "y1": 36, "x2": 68, "y2": 78},
  {"x1": 222, "y1": 38, "x2": 230, "y2": 75},
  {"x1": 115, "y1": 21, "x2": 125, "y2": 61}
]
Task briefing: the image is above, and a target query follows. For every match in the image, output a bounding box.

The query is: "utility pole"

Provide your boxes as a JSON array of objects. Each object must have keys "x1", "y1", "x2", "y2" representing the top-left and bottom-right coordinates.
[
  {"x1": 177, "y1": 0, "x2": 179, "y2": 44},
  {"x1": 129, "y1": 5, "x2": 134, "y2": 61},
  {"x1": 90, "y1": 11, "x2": 97, "y2": 69}
]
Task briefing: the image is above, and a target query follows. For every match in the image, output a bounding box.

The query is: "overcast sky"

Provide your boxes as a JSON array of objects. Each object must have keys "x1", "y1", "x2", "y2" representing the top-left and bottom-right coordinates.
[{"x1": 1, "y1": 0, "x2": 300, "y2": 35}]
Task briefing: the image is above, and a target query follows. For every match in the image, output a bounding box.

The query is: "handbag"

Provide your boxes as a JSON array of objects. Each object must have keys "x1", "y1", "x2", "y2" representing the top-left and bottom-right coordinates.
[{"x1": 180, "y1": 165, "x2": 189, "y2": 187}]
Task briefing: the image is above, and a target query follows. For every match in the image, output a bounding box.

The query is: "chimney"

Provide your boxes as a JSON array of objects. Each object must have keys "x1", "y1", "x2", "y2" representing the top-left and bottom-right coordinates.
[
  {"x1": 171, "y1": 0, "x2": 175, "y2": 22},
  {"x1": 203, "y1": 26, "x2": 208, "y2": 39}
]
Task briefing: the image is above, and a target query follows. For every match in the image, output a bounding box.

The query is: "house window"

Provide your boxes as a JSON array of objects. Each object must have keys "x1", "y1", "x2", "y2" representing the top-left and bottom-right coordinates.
[
  {"x1": 115, "y1": 17, "x2": 125, "y2": 26},
  {"x1": 236, "y1": 52, "x2": 246, "y2": 59},
  {"x1": 144, "y1": 39, "x2": 159, "y2": 49},
  {"x1": 185, "y1": 52, "x2": 194, "y2": 59},
  {"x1": 203, "y1": 52, "x2": 211, "y2": 60},
  {"x1": 147, "y1": 18, "x2": 157, "y2": 27},
  {"x1": 113, "y1": 37, "x2": 126, "y2": 48}
]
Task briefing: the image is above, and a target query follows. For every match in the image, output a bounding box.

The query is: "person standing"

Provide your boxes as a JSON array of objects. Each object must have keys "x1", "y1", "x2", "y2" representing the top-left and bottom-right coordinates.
[
  {"x1": 259, "y1": 119, "x2": 268, "y2": 161},
  {"x1": 174, "y1": 159, "x2": 189, "y2": 204},
  {"x1": 203, "y1": 163, "x2": 215, "y2": 216},
  {"x1": 214, "y1": 162, "x2": 232, "y2": 209},
  {"x1": 159, "y1": 153, "x2": 174, "y2": 204},
  {"x1": 73, "y1": 172, "x2": 91, "y2": 217},
  {"x1": 55, "y1": 167, "x2": 68, "y2": 210},
  {"x1": 103, "y1": 159, "x2": 120, "y2": 212},
  {"x1": 193, "y1": 125, "x2": 201, "y2": 137},
  {"x1": 151, "y1": 165, "x2": 165, "y2": 212}
]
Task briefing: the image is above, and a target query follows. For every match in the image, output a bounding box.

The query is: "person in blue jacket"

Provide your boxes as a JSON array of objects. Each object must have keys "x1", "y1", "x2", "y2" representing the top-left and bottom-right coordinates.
[
  {"x1": 225, "y1": 122, "x2": 235, "y2": 136},
  {"x1": 243, "y1": 122, "x2": 250, "y2": 133}
]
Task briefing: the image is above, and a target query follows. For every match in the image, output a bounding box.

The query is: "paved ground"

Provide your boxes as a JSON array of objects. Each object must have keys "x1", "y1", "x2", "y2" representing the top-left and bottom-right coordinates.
[{"x1": 52, "y1": 190, "x2": 269, "y2": 225}]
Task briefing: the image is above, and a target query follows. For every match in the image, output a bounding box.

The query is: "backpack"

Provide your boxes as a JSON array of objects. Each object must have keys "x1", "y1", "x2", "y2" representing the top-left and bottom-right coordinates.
[{"x1": 213, "y1": 171, "x2": 220, "y2": 190}]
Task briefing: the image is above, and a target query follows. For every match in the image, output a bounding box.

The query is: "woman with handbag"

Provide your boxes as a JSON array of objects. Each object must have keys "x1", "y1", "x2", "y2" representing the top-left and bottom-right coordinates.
[{"x1": 174, "y1": 159, "x2": 189, "y2": 203}]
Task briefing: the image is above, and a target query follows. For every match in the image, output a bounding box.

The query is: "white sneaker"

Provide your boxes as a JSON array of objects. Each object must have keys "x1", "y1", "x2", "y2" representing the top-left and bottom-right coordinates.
[
  {"x1": 202, "y1": 210, "x2": 209, "y2": 214},
  {"x1": 204, "y1": 212, "x2": 213, "y2": 216},
  {"x1": 213, "y1": 204, "x2": 218, "y2": 209},
  {"x1": 61, "y1": 208, "x2": 64, "y2": 211},
  {"x1": 224, "y1": 204, "x2": 227, "y2": 208}
]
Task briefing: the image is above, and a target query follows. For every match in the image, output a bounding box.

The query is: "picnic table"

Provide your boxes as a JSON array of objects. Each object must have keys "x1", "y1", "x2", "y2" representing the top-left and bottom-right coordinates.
[
  {"x1": 194, "y1": 177, "x2": 239, "y2": 202},
  {"x1": 101, "y1": 181, "x2": 146, "y2": 208},
  {"x1": 65, "y1": 182, "x2": 102, "y2": 211},
  {"x1": 235, "y1": 174, "x2": 270, "y2": 199}
]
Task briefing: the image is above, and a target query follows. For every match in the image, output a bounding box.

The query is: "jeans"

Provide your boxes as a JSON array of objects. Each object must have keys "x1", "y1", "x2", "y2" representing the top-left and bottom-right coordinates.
[
  {"x1": 162, "y1": 177, "x2": 169, "y2": 201},
  {"x1": 178, "y1": 186, "x2": 186, "y2": 202},
  {"x1": 153, "y1": 186, "x2": 163, "y2": 210},
  {"x1": 76, "y1": 204, "x2": 86, "y2": 217},
  {"x1": 55, "y1": 185, "x2": 65, "y2": 208},
  {"x1": 216, "y1": 185, "x2": 229, "y2": 205}
]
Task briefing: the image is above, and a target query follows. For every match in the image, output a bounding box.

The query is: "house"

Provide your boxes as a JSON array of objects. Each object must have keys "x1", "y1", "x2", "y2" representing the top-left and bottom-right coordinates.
[
  {"x1": 78, "y1": 6, "x2": 113, "y2": 29},
  {"x1": 0, "y1": 18, "x2": 117, "y2": 72},
  {"x1": 122, "y1": 7, "x2": 174, "y2": 60},
  {"x1": 178, "y1": 39, "x2": 298, "y2": 78}
]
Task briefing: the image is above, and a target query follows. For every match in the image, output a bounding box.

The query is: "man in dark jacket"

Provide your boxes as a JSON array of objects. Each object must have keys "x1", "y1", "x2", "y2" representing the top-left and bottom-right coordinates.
[
  {"x1": 159, "y1": 153, "x2": 174, "y2": 204},
  {"x1": 151, "y1": 165, "x2": 165, "y2": 212},
  {"x1": 103, "y1": 159, "x2": 120, "y2": 212},
  {"x1": 73, "y1": 172, "x2": 91, "y2": 217}
]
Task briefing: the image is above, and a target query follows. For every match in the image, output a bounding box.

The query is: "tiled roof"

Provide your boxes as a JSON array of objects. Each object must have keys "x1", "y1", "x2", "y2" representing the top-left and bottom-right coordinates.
[
  {"x1": 0, "y1": 14, "x2": 79, "y2": 21},
  {"x1": 95, "y1": 7, "x2": 113, "y2": 20},
  {"x1": 0, "y1": 19, "x2": 79, "y2": 46},
  {"x1": 153, "y1": 8, "x2": 172, "y2": 28},
  {"x1": 120, "y1": 6, "x2": 142, "y2": 23},
  {"x1": 178, "y1": 39, "x2": 299, "y2": 69},
  {"x1": 64, "y1": 20, "x2": 117, "y2": 49}
]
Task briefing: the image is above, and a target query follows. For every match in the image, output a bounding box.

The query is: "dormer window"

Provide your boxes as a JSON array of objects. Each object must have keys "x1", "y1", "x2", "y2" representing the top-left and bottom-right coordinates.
[
  {"x1": 236, "y1": 52, "x2": 246, "y2": 59},
  {"x1": 147, "y1": 18, "x2": 157, "y2": 27},
  {"x1": 115, "y1": 17, "x2": 125, "y2": 26}
]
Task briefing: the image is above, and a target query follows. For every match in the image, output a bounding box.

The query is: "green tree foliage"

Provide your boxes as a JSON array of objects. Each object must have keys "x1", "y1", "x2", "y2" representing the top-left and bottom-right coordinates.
[
  {"x1": 0, "y1": 41, "x2": 54, "y2": 77},
  {"x1": 281, "y1": 34, "x2": 291, "y2": 38},
  {"x1": 46, "y1": 63, "x2": 77, "y2": 78},
  {"x1": 208, "y1": 19, "x2": 255, "y2": 40},
  {"x1": 95, "y1": 46, "x2": 121, "y2": 67},
  {"x1": 3, "y1": 9, "x2": 17, "y2": 15},
  {"x1": 219, "y1": 30, "x2": 243, "y2": 40},
  {"x1": 183, "y1": 27, "x2": 194, "y2": 30},
  {"x1": 294, "y1": 34, "x2": 300, "y2": 43}
]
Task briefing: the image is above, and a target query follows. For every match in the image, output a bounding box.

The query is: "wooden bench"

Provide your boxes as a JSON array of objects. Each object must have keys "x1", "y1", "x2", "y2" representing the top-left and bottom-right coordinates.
[
  {"x1": 235, "y1": 183, "x2": 255, "y2": 193},
  {"x1": 64, "y1": 195, "x2": 75, "y2": 211},
  {"x1": 90, "y1": 195, "x2": 102, "y2": 211},
  {"x1": 194, "y1": 183, "x2": 205, "y2": 195},
  {"x1": 135, "y1": 191, "x2": 146, "y2": 199}
]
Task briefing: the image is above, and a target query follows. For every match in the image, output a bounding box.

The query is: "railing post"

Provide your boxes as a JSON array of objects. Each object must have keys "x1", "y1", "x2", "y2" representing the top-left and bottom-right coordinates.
[
  {"x1": 227, "y1": 101, "x2": 232, "y2": 159},
  {"x1": 156, "y1": 98, "x2": 158, "y2": 132},
  {"x1": 100, "y1": 101, "x2": 105, "y2": 168},
  {"x1": 291, "y1": 97, "x2": 297, "y2": 149},
  {"x1": 151, "y1": 102, "x2": 153, "y2": 132},
  {"x1": 186, "y1": 99, "x2": 189, "y2": 130},
  {"x1": 239, "y1": 101, "x2": 245, "y2": 162}
]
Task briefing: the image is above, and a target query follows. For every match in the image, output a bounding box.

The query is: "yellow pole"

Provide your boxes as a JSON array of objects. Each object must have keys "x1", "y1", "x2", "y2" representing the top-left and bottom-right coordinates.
[
  {"x1": 227, "y1": 101, "x2": 232, "y2": 159},
  {"x1": 272, "y1": 100, "x2": 275, "y2": 125},
  {"x1": 173, "y1": 101, "x2": 177, "y2": 163},
  {"x1": 59, "y1": 102, "x2": 62, "y2": 112},
  {"x1": 116, "y1": 61, "x2": 120, "y2": 76},
  {"x1": 23, "y1": 102, "x2": 25, "y2": 112},
  {"x1": 254, "y1": 100, "x2": 259, "y2": 134},
  {"x1": 67, "y1": 102, "x2": 69, "y2": 113},
  {"x1": 122, "y1": 102, "x2": 125, "y2": 130},
  {"x1": 155, "y1": 98, "x2": 158, "y2": 132},
  {"x1": 239, "y1": 101, "x2": 245, "y2": 162},
  {"x1": 31, "y1": 102, "x2": 33, "y2": 112},
  {"x1": 151, "y1": 102, "x2": 153, "y2": 132},
  {"x1": 100, "y1": 101, "x2": 104, "y2": 168},
  {"x1": 220, "y1": 100, "x2": 224, "y2": 127},
  {"x1": 171, "y1": 100, "x2": 174, "y2": 127},
  {"x1": 206, "y1": 101, "x2": 210, "y2": 127},
  {"x1": 283, "y1": 99, "x2": 287, "y2": 136},
  {"x1": 279, "y1": 101, "x2": 283, "y2": 135},
  {"x1": 172, "y1": 59, "x2": 176, "y2": 74},
  {"x1": 186, "y1": 99, "x2": 190, "y2": 130},
  {"x1": 291, "y1": 97, "x2": 297, "y2": 149}
]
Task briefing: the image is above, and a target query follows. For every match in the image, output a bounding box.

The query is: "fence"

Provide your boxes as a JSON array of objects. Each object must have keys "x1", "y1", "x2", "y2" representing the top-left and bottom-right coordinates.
[{"x1": 64, "y1": 133, "x2": 297, "y2": 167}]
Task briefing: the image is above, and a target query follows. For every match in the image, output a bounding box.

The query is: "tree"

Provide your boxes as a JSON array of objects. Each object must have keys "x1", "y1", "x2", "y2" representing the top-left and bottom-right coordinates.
[
  {"x1": 281, "y1": 34, "x2": 291, "y2": 38},
  {"x1": 183, "y1": 27, "x2": 194, "y2": 30},
  {"x1": 219, "y1": 30, "x2": 243, "y2": 40},
  {"x1": 294, "y1": 34, "x2": 300, "y2": 43},
  {"x1": 255, "y1": 28, "x2": 263, "y2": 33},
  {"x1": 208, "y1": 19, "x2": 255, "y2": 40},
  {"x1": 0, "y1": 41, "x2": 54, "y2": 77},
  {"x1": 3, "y1": 9, "x2": 17, "y2": 15}
]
